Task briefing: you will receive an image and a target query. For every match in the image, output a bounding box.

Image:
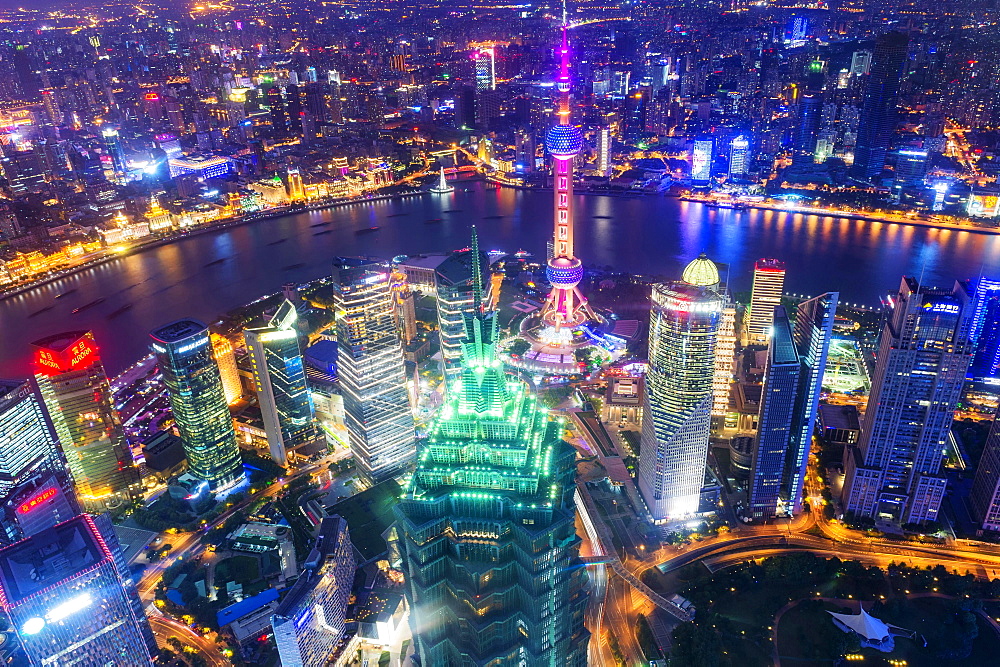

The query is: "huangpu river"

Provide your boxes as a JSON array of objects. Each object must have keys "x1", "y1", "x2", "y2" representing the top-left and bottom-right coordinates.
[{"x1": 3, "y1": 180, "x2": 1000, "y2": 377}]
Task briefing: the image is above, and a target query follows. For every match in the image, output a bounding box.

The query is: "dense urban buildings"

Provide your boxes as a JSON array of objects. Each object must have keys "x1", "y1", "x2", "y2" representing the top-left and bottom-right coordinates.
[
  {"x1": 331, "y1": 257, "x2": 416, "y2": 485},
  {"x1": 150, "y1": 319, "x2": 244, "y2": 493},
  {"x1": 396, "y1": 245, "x2": 589, "y2": 664},
  {"x1": 638, "y1": 254, "x2": 724, "y2": 521},
  {"x1": 5, "y1": 0, "x2": 1000, "y2": 664},
  {"x1": 844, "y1": 278, "x2": 974, "y2": 524},
  {"x1": 31, "y1": 331, "x2": 140, "y2": 511}
]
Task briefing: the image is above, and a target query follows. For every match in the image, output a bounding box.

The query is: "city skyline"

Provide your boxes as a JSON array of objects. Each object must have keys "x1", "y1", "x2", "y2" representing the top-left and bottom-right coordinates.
[{"x1": 2, "y1": 1, "x2": 1000, "y2": 665}]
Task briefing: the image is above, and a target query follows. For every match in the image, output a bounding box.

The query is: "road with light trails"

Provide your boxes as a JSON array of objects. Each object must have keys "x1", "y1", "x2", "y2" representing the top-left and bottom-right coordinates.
[
  {"x1": 580, "y1": 460, "x2": 1000, "y2": 664},
  {"x1": 148, "y1": 615, "x2": 228, "y2": 666}
]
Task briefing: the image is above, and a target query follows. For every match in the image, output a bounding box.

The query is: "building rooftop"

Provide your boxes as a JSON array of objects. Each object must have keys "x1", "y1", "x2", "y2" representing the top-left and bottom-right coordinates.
[
  {"x1": 819, "y1": 403, "x2": 861, "y2": 431},
  {"x1": 150, "y1": 319, "x2": 208, "y2": 344},
  {"x1": 30, "y1": 331, "x2": 90, "y2": 354},
  {"x1": 0, "y1": 515, "x2": 109, "y2": 605},
  {"x1": 606, "y1": 377, "x2": 643, "y2": 406},
  {"x1": 304, "y1": 340, "x2": 338, "y2": 373},
  {"x1": 0, "y1": 379, "x2": 27, "y2": 404},
  {"x1": 435, "y1": 249, "x2": 486, "y2": 288},
  {"x1": 216, "y1": 588, "x2": 280, "y2": 628},
  {"x1": 394, "y1": 254, "x2": 449, "y2": 271}
]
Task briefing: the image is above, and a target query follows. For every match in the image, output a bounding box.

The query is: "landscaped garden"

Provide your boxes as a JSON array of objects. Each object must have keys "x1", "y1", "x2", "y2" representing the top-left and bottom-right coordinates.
[{"x1": 648, "y1": 553, "x2": 1000, "y2": 667}]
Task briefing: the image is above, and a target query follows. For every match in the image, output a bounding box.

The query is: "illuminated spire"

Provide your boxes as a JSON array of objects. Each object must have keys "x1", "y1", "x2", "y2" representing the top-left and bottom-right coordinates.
[{"x1": 470, "y1": 224, "x2": 483, "y2": 314}]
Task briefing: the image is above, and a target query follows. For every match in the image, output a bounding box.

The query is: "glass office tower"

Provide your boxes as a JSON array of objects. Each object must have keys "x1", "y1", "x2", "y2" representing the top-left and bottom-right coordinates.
[
  {"x1": 331, "y1": 257, "x2": 416, "y2": 484},
  {"x1": 749, "y1": 307, "x2": 801, "y2": 520},
  {"x1": 638, "y1": 254, "x2": 723, "y2": 521},
  {"x1": 31, "y1": 332, "x2": 140, "y2": 511},
  {"x1": 850, "y1": 32, "x2": 909, "y2": 181},
  {"x1": 0, "y1": 515, "x2": 155, "y2": 666},
  {"x1": 0, "y1": 379, "x2": 67, "y2": 541},
  {"x1": 844, "y1": 278, "x2": 974, "y2": 524},
  {"x1": 244, "y1": 300, "x2": 315, "y2": 463},
  {"x1": 151, "y1": 319, "x2": 243, "y2": 492},
  {"x1": 396, "y1": 241, "x2": 589, "y2": 665}
]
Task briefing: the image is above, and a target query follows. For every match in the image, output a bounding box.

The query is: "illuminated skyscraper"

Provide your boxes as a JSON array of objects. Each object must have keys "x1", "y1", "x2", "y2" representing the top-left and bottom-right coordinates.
[
  {"x1": 32, "y1": 332, "x2": 140, "y2": 511},
  {"x1": 844, "y1": 278, "x2": 973, "y2": 523},
  {"x1": 749, "y1": 308, "x2": 800, "y2": 520},
  {"x1": 971, "y1": 418, "x2": 1000, "y2": 532},
  {"x1": 0, "y1": 379, "x2": 66, "y2": 541},
  {"x1": 539, "y1": 26, "x2": 596, "y2": 331},
  {"x1": 396, "y1": 233, "x2": 589, "y2": 664},
  {"x1": 638, "y1": 255, "x2": 724, "y2": 521},
  {"x1": 748, "y1": 293, "x2": 837, "y2": 519},
  {"x1": 287, "y1": 165, "x2": 305, "y2": 201},
  {"x1": 244, "y1": 300, "x2": 315, "y2": 464},
  {"x1": 100, "y1": 127, "x2": 126, "y2": 176},
  {"x1": 596, "y1": 127, "x2": 612, "y2": 176},
  {"x1": 473, "y1": 47, "x2": 496, "y2": 91},
  {"x1": 0, "y1": 515, "x2": 155, "y2": 666},
  {"x1": 850, "y1": 32, "x2": 909, "y2": 181},
  {"x1": 272, "y1": 517, "x2": 355, "y2": 667},
  {"x1": 747, "y1": 259, "x2": 786, "y2": 343},
  {"x1": 151, "y1": 319, "x2": 244, "y2": 492},
  {"x1": 728, "y1": 135, "x2": 750, "y2": 177},
  {"x1": 895, "y1": 148, "x2": 928, "y2": 187},
  {"x1": 969, "y1": 278, "x2": 1000, "y2": 383},
  {"x1": 691, "y1": 137, "x2": 714, "y2": 185},
  {"x1": 712, "y1": 301, "x2": 737, "y2": 419},
  {"x1": 210, "y1": 333, "x2": 242, "y2": 404},
  {"x1": 794, "y1": 94, "x2": 822, "y2": 159},
  {"x1": 331, "y1": 258, "x2": 416, "y2": 484}
]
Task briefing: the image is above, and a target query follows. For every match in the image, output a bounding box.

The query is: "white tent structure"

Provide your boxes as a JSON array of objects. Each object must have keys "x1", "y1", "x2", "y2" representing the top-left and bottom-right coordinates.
[{"x1": 827, "y1": 607, "x2": 895, "y2": 652}]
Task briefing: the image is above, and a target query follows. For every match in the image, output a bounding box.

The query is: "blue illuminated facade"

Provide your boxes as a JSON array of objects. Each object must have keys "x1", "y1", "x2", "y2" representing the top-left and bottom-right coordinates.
[{"x1": 969, "y1": 278, "x2": 1000, "y2": 381}]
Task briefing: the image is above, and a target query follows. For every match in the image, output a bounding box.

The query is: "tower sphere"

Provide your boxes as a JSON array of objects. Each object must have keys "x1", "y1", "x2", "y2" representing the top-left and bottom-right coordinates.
[{"x1": 546, "y1": 125, "x2": 583, "y2": 158}]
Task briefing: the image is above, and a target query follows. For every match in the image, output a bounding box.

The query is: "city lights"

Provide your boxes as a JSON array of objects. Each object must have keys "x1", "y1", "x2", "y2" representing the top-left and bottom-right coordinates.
[{"x1": 2, "y1": 2, "x2": 1000, "y2": 666}]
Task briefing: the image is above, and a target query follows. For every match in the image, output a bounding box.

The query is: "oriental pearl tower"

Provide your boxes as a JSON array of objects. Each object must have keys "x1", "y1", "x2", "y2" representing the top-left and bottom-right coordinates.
[{"x1": 539, "y1": 21, "x2": 596, "y2": 331}]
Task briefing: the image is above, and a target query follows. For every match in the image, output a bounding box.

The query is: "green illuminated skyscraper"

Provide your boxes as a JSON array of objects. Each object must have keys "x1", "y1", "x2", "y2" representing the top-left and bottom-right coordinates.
[{"x1": 396, "y1": 230, "x2": 589, "y2": 666}]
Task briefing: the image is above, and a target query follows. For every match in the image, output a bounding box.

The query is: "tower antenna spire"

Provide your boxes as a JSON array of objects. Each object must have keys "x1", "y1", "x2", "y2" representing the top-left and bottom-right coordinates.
[{"x1": 470, "y1": 225, "x2": 483, "y2": 314}]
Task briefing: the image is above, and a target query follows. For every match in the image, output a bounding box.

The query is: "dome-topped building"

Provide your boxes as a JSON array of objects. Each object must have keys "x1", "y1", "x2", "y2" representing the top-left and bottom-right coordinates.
[{"x1": 681, "y1": 253, "x2": 721, "y2": 288}]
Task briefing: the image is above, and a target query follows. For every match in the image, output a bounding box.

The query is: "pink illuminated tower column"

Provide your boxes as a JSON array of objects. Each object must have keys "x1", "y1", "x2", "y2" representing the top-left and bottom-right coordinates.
[{"x1": 540, "y1": 24, "x2": 595, "y2": 331}]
